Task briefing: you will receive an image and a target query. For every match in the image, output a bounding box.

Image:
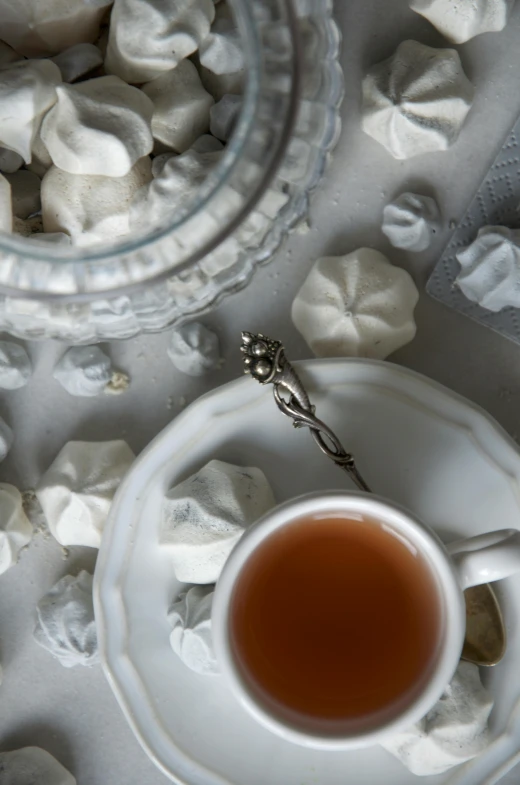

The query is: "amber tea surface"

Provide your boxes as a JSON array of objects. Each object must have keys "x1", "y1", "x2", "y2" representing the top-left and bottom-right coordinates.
[{"x1": 230, "y1": 513, "x2": 442, "y2": 728}]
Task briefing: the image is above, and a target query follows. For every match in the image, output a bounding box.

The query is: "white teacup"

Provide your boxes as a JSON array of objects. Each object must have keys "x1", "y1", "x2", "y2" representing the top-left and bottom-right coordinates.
[{"x1": 212, "y1": 492, "x2": 520, "y2": 750}]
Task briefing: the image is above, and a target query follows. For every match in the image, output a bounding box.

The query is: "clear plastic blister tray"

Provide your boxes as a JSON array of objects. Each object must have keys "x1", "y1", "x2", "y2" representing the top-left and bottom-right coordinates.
[{"x1": 427, "y1": 115, "x2": 520, "y2": 343}]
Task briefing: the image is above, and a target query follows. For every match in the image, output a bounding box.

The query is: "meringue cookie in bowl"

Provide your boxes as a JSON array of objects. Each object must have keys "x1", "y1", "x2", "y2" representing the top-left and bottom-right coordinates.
[
  {"x1": 0, "y1": 483, "x2": 33, "y2": 575},
  {"x1": 210, "y1": 94, "x2": 242, "y2": 142},
  {"x1": 34, "y1": 570, "x2": 99, "y2": 668},
  {"x1": 456, "y1": 226, "x2": 520, "y2": 312},
  {"x1": 382, "y1": 192, "x2": 441, "y2": 252},
  {"x1": 0, "y1": 60, "x2": 62, "y2": 164},
  {"x1": 142, "y1": 60, "x2": 214, "y2": 153},
  {"x1": 51, "y1": 42, "x2": 104, "y2": 83},
  {"x1": 160, "y1": 459, "x2": 276, "y2": 583},
  {"x1": 0, "y1": 416, "x2": 14, "y2": 462},
  {"x1": 0, "y1": 147, "x2": 23, "y2": 174},
  {"x1": 0, "y1": 340, "x2": 32, "y2": 389},
  {"x1": 167, "y1": 322, "x2": 221, "y2": 376},
  {"x1": 0, "y1": 173, "x2": 12, "y2": 233},
  {"x1": 41, "y1": 76, "x2": 154, "y2": 177},
  {"x1": 199, "y1": 6, "x2": 244, "y2": 76},
  {"x1": 168, "y1": 585, "x2": 218, "y2": 675},
  {"x1": 292, "y1": 248, "x2": 419, "y2": 360},
  {"x1": 362, "y1": 40, "x2": 474, "y2": 160},
  {"x1": 41, "y1": 157, "x2": 152, "y2": 246},
  {"x1": 381, "y1": 662, "x2": 493, "y2": 775},
  {"x1": 53, "y1": 346, "x2": 112, "y2": 396},
  {"x1": 0, "y1": 0, "x2": 112, "y2": 57},
  {"x1": 36, "y1": 440, "x2": 135, "y2": 548},
  {"x1": 0, "y1": 747, "x2": 76, "y2": 785},
  {"x1": 105, "y1": 0, "x2": 215, "y2": 84},
  {"x1": 410, "y1": 0, "x2": 515, "y2": 44},
  {"x1": 130, "y1": 141, "x2": 222, "y2": 230}
]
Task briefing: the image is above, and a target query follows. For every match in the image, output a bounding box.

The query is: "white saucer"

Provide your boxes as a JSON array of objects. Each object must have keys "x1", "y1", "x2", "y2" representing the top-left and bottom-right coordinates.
[{"x1": 94, "y1": 359, "x2": 520, "y2": 785}]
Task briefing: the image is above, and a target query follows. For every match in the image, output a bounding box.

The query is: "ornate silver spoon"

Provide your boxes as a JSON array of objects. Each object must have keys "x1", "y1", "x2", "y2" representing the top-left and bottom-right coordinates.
[{"x1": 240, "y1": 330, "x2": 506, "y2": 666}]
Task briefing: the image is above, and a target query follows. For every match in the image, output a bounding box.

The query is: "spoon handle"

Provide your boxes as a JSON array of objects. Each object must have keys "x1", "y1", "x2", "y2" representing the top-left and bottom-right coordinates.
[{"x1": 240, "y1": 331, "x2": 371, "y2": 493}]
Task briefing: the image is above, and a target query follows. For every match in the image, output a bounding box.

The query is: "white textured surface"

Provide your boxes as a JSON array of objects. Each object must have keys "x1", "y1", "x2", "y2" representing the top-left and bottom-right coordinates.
[
  {"x1": 51, "y1": 43, "x2": 103, "y2": 83},
  {"x1": 53, "y1": 347, "x2": 112, "y2": 398},
  {"x1": 160, "y1": 459, "x2": 276, "y2": 583},
  {"x1": 41, "y1": 157, "x2": 152, "y2": 246},
  {"x1": 382, "y1": 192, "x2": 441, "y2": 252},
  {"x1": 130, "y1": 142, "x2": 222, "y2": 230},
  {"x1": 168, "y1": 585, "x2": 218, "y2": 675},
  {"x1": 0, "y1": 746, "x2": 76, "y2": 784},
  {"x1": 199, "y1": 6, "x2": 244, "y2": 75},
  {"x1": 0, "y1": 483, "x2": 32, "y2": 576},
  {"x1": 142, "y1": 60, "x2": 214, "y2": 153},
  {"x1": 210, "y1": 94, "x2": 242, "y2": 141},
  {"x1": 362, "y1": 40, "x2": 474, "y2": 159},
  {"x1": 0, "y1": 148, "x2": 23, "y2": 174},
  {"x1": 0, "y1": 341, "x2": 31, "y2": 390},
  {"x1": 0, "y1": 60, "x2": 61, "y2": 164},
  {"x1": 381, "y1": 662, "x2": 493, "y2": 775},
  {"x1": 292, "y1": 248, "x2": 419, "y2": 359},
  {"x1": 0, "y1": 0, "x2": 111, "y2": 57},
  {"x1": 0, "y1": 416, "x2": 13, "y2": 462},
  {"x1": 167, "y1": 322, "x2": 221, "y2": 376},
  {"x1": 35, "y1": 440, "x2": 135, "y2": 548},
  {"x1": 2, "y1": 3, "x2": 520, "y2": 784},
  {"x1": 410, "y1": 0, "x2": 515, "y2": 44},
  {"x1": 0, "y1": 173, "x2": 12, "y2": 233},
  {"x1": 105, "y1": 0, "x2": 214, "y2": 83},
  {"x1": 41, "y1": 76, "x2": 154, "y2": 178},
  {"x1": 34, "y1": 571, "x2": 98, "y2": 669},
  {"x1": 455, "y1": 226, "x2": 520, "y2": 313}
]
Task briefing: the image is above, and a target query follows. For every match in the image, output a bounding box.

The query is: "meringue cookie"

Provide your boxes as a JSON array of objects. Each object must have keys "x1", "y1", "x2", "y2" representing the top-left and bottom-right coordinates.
[
  {"x1": 160, "y1": 459, "x2": 276, "y2": 583},
  {"x1": 362, "y1": 40, "x2": 474, "y2": 160},
  {"x1": 5, "y1": 170, "x2": 41, "y2": 219},
  {"x1": 0, "y1": 173, "x2": 12, "y2": 233},
  {"x1": 0, "y1": 747, "x2": 76, "y2": 785},
  {"x1": 130, "y1": 142, "x2": 222, "y2": 230},
  {"x1": 456, "y1": 226, "x2": 520, "y2": 312},
  {"x1": 41, "y1": 157, "x2": 152, "y2": 246},
  {"x1": 142, "y1": 60, "x2": 214, "y2": 153},
  {"x1": 292, "y1": 248, "x2": 419, "y2": 360},
  {"x1": 34, "y1": 570, "x2": 98, "y2": 668},
  {"x1": 0, "y1": 483, "x2": 33, "y2": 575},
  {"x1": 382, "y1": 192, "x2": 441, "y2": 252},
  {"x1": 0, "y1": 60, "x2": 62, "y2": 164},
  {"x1": 168, "y1": 585, "x2": 218, "y2": 675},
  {"x1": 381, "y1": 662, "x2": 493, "y2": 775},
  {"x1": 52, "y1": 43, "x2": 104, "y2": 83},
  {"x1": 0, "y1": 0, "x2": 112, "y2": 57},
  {"x1": 27, "y1": 132, "x2": 53, "y2": 177},
  {"x1": 0, "y1": 147, "x2": 23, "y2": 174},
  {"x1": 53, "y1": 346, "x2": 112, "y2": 397},
  {"x1": 167, "y1": 322, "x2": 221, "y2": 376},
  {"x1": 35, "y1": 440, "x2": 135, "y2": 548},
  {"x1": 199, "y1": 8, "x2": 244, "y2": 76},
  {"x1": 0, "y1": 416, "x2": 13, "y2": 461},
  {"x1": 29, "y1": 232, "x2": 71, "y2": 246},
  {"x1": 199, "y1": 66, "x2": 245, "y2": 102},
  {"x1": 0, "y1": 341, "x2": 31, "y2": 389},
  {"x1": 209, "y1": 94, "x2": 242, "y2": 141},
  {"x1": 106, "y1": 0, "x2": 215, "y2": 84},
  {"x1": 410, "y1": 0, "x2": 514, "y2": 44},
  {"x1": 41, "y1": 76, "x2": 154, "y2": 177}
]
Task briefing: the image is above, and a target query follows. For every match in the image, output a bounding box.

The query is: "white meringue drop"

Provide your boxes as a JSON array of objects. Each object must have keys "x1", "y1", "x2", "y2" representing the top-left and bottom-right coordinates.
[
  {"x1": 292, "y1": 248, "x2": 419, "y2": 360},
  {"x1": 382, "y1": 192, "x2": 441, "y2": 252},
  {"x1": 168, "y1": 585, "x2": 218, "y2": 675},
  {"x1": 0, "y1": 483, "x2": 32, "y2": 575},
  {"x1": 456, "y1": 226, "x2": 520, "y2": 312}
]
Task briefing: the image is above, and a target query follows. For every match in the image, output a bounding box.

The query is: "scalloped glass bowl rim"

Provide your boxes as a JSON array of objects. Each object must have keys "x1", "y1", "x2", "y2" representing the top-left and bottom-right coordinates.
[{"x1": 0, "y1": 0, "x2": 299, "y2": 292}]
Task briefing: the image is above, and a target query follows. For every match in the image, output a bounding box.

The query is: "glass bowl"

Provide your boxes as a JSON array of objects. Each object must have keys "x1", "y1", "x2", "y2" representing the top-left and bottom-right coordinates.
[{"x1": 0, "y1": 0, "x2": 343, "y2": 342}]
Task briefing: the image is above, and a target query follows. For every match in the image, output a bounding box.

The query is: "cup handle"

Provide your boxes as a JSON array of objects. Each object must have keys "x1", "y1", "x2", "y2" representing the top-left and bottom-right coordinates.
[{"x1": 447, "y1": 529, "x2": 520, "y2": 590}]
